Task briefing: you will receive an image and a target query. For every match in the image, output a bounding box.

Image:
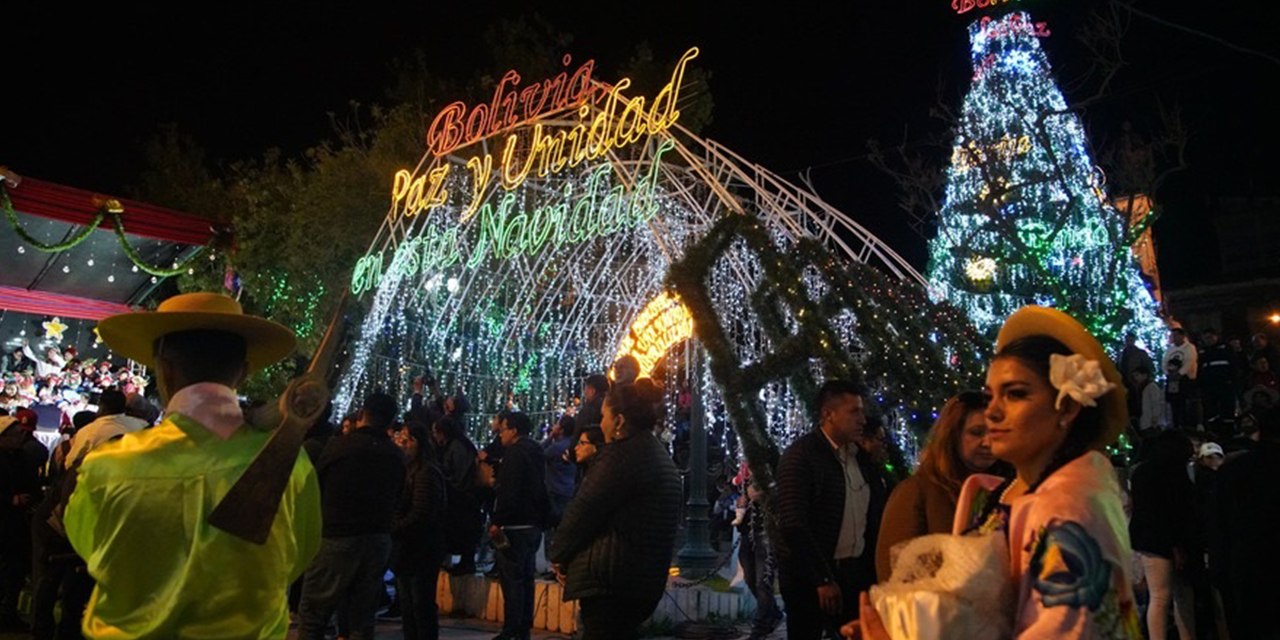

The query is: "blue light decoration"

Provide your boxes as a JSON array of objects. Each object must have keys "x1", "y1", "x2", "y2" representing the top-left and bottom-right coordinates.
[{"x1": 926, "y1": 11, "x2": 1167, "y2": 354}]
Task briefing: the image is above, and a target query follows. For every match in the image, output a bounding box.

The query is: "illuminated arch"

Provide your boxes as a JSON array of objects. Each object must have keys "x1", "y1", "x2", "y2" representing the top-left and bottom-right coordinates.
[{"x1": 334, "y1": 48, "x2": 924, "y2": 442}]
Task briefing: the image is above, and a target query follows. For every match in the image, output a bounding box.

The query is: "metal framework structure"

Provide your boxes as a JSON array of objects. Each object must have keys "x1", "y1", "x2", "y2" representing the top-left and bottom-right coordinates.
[{"x1": 333, "y1": 78, "x2": 924, "y2": 437}]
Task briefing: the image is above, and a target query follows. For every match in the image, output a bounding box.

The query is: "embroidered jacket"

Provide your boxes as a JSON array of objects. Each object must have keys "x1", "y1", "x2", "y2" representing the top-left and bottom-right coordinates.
[{"x1": 953, "y1": 451, "x2": 1141, "y2": 640}]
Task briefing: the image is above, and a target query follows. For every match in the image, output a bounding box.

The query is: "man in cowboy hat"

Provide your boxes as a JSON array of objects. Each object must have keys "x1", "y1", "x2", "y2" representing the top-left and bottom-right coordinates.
[{"x1": 64, "y1": 292, "x2": 321, "y2": 639}]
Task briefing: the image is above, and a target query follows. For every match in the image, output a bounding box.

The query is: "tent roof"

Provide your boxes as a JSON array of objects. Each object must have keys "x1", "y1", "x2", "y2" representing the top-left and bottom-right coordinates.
[{"x1": 2, "y1": 176, "x2": 219, "y2": 315}]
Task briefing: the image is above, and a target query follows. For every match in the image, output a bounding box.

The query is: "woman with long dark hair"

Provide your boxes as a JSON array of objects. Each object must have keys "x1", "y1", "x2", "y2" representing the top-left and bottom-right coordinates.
[
  {"x1": 875, "y1": 391, "x2": 1006, "y2": 581},
  {"x1": 849, "y1": 306, "x2": 1142, "y2": 639},
  {"x1": 392, "y1": 421, "x2": 447, "y2": 640},
  {"x1": 548, "y1": 381, "x2": 681, "y2": 640}
]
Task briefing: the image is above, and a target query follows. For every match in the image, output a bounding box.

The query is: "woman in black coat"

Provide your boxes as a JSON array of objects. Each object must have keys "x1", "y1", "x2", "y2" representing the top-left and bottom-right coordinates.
[
  {"x1": 394, "y1": 421, "x2": 448, "y2": 640},
  {"x1": 548, "y1": 382, "x2": 682, "y2": 640},
  {"x1": 432, "y1": 416, "x2": 482, "y2": 575}
]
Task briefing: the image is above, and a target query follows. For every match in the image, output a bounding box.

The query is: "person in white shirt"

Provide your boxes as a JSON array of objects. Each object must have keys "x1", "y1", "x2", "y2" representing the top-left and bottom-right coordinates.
[
  {"x1": 1163, "y1": 328, "x2": 1198, "y2": 428},
  {"x1": 1131, "y1": 365, "x2": 1168, "y2": 433},
  {"x1": 66, "y1": 390, "x2": 147, "y2": 466}
]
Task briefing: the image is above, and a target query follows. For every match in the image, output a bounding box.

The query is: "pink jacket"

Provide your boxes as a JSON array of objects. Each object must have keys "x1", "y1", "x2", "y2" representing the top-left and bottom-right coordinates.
[{"x1": 953, "y1": 451, "x2": 1141, "y2": 639}]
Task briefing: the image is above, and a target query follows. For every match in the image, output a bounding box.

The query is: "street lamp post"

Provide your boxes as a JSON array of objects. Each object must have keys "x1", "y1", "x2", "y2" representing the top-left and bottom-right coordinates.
[{"x1": 676, "y1": 342, "x2": 718, "y2": 578}]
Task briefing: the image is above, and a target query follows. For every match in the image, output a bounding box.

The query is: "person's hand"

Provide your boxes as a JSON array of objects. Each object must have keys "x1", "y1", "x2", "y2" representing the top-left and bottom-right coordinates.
[
  {"x1": 817, "y1": 582, "x2": 842, "y2": 616},
  {"x1": 477, "y1": 461, "x2": 495, "y2": 488},
  {"x1": 12, "y1": 494, "x2": 32, "y2": 507},
  {"x1": 553, "y1": 563, "x2": 567, "y2": 584},
  {"x1": 840, "y1": 592, "x2": 890, "y2": 640},
  {"x1": 489, "y1": 525, "x2": 500, "y2": 540}
]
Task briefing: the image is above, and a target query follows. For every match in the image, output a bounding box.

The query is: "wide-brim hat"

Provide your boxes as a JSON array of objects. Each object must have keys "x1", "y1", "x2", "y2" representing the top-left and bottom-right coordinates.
[
  {"x1": 995, "y1": 306, "x2": 1128, "y2": 450},
  {"x1": 97, "y1": 292, "x2": 295, "y2": 373}
]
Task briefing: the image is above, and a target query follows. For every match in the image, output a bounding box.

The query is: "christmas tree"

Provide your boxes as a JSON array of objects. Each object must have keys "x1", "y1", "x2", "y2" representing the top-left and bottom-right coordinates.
[{"x1": 926, "y1": 11, "x2": 1165, "y2": 351}]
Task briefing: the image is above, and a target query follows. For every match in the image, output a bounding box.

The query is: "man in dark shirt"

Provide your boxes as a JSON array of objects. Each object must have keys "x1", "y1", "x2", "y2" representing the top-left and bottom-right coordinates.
[
  {"x1": 1199, "y1": 328, "x2": 1240, "y2": 426},
  {"x1": 298, "y1": 392, "x2": 407, "y2": 640},
  {"x1": 490, "y1": 412, "x2": 546, "y2": 640}
]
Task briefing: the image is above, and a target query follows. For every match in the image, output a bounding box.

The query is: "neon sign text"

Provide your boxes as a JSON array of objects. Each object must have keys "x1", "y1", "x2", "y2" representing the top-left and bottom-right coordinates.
[
  {"x1": 467, "y1": 139, "x2": 672, "y2": 265},
  {"x1": 392, "y1": 47, "x2": 699, "y2": 221},
  {"x1": 354, "y1": 139, "x2": 673, "y2": 294},
  {"x1": 615, "y1": 291, "x2": 694, "y2": 379},
  {"x1": 952, "y1": 0, "x2": 1024, "y2": 15},
  {"x1": 426, "y1": 56, "x2": 598, "y2": 158}
]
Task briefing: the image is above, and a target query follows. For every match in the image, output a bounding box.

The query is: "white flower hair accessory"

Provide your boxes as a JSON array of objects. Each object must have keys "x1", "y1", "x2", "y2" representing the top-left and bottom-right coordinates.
[{"x1": 1048, "y1": 353, "x2": 1116, "y2": 410}]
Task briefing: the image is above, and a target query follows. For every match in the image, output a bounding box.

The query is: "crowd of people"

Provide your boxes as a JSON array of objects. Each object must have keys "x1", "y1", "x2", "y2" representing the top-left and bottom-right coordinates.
[
  {"x1": 1121, "y1": 327, "x2": 1280, "y2": 439},
  {"x1": 3, "y1": 291, "x2": 1279, "y2": 640},
  {"x1": 1, "y1": 342, "x2": 150, "y2": 424}
]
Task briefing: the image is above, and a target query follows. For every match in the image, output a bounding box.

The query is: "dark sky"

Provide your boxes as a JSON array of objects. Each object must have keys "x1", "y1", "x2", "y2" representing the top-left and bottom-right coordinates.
[{"x1": 5, "y1": 1, "x2": 1277, "y2": 286}]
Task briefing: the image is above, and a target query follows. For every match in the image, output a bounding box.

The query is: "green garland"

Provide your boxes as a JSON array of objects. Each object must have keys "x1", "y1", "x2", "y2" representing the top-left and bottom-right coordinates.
[
  {"x1": 2, "y1": 189, "x2": 105, "y2": 251},
  {"x1": 109, "y1": 212, "x2": 206, "y2": 277},
  {"x1": 666, "y1": 214, "x2": 989, "y2": 528},
  {"x1": 2, "y1": 185, "x2": 205, "y2": 277}
]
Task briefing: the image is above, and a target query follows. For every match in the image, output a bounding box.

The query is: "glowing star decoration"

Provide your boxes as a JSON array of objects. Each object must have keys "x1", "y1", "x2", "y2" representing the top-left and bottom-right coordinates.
[
  {"x1": 614, "y1": 292, "x2": 695, "y2": 380},
  {"x1": 964, "y1": 257, "x2": 998, "y2": 283},
  {"x1": 43, "y1": 317, "x2": 68, "y2": 342}
]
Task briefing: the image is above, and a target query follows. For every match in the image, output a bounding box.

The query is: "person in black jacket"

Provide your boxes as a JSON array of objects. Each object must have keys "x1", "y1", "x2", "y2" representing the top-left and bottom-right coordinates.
[
  {"x1": 549, "y1": 381, "x2": 680, "y2": 640},
  {"x1": 298, "y1": 392, "x2": 407, "y2": 640},
  {"x1": 775, "y1": 379, "x2": 888, "y2": 640},
  {"x1": 1129, "y1": 430, "x2": 1198, "y2": 640},
  {"x1": 393, "y1": 421, "x2": 447, "y2": 640},
  {"x1": 490, "y1": 412, "x2": 547, "y2": 640},
  {"x1": 1214, "y1": 406, "x2": 1280, "y2": 640},
  {"x1": 432, "y1": 416, "x2": 482, "y2": 575}
]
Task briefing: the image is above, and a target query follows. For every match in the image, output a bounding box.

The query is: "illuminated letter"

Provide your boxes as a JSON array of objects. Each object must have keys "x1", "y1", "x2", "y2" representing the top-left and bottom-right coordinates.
[
  {"x1": 488, "y1": 70, "x2": 522, "y2": 134},
  {"x1": 520, "y1": 83, "x2": 547, "y2": 121},
  {"x1": 464, "y1": 103, "x2": 491, "y2": 142},
  {"x1": 426, "y1": 102, "x2": 466, "y2": 156},
  {"x1": 391, "y1": 170, "x2": 413, "y2": 216},
  {"x1": 501, "y1": 128, "x2": 539, "y2": 190},
  {"x1": 462, "y1": 155, "x2": 493, "y2": 222},
  {"x1": 562, "y1": 58, "x2": 597, "y2": 108},
  {"x1": 648, "y1": 47, "x2": 699, "y2": 132}
]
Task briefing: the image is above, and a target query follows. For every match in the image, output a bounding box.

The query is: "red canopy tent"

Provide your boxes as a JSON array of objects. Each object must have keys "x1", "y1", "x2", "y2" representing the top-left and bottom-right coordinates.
[
  {"x1": 2, "y1": 176, "x2": 219, "y2": 321},
  {"x1": 2, "y1": 175, "x2": 222, "y2": 429}
]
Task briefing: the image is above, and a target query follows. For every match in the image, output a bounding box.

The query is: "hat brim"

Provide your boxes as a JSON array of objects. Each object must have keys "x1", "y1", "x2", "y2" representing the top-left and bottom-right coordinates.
[
  {"x1": 995, "y1": 306, "x2": 1129, "y2": 450},
  {"x1": 97, "y1": 311, "x2": 296, "y2": 374}
]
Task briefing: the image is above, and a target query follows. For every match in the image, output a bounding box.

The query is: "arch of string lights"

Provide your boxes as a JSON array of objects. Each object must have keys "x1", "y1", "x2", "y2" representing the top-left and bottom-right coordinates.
[{"x1": 333, "y1": 48, "x2": 925, "y2": 448}]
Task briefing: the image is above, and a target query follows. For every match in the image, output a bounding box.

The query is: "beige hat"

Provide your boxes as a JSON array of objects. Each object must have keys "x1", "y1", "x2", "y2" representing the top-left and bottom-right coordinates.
[
  {"x1": 97, "y1": 292, "x2": 295, "y2": 373},
  {"x1": 995, "y1": 306, "x2": 1129, "y2": 450}
]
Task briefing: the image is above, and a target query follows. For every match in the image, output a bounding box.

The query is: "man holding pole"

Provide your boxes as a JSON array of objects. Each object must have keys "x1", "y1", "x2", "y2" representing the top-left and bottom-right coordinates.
[{"x1": 65, "y1": 292, "x2": 322, "y2": 639}]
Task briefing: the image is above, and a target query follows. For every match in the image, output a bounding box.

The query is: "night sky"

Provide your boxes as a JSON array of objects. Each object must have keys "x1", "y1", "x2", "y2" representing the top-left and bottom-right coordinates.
[{"x1": 5, "y1": 1, "x2": 1276, "y2": 287}]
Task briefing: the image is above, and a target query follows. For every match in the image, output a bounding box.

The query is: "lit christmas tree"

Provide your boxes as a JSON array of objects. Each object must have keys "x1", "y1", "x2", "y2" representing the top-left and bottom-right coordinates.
[{"x1": 926, "y1": 11, "x2": 1166, "y2": 351}]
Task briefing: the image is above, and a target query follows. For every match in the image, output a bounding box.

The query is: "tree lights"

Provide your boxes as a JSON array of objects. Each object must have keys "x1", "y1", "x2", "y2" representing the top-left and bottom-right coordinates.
[{"x1": 926, "y1": 11, "x2": 1166, "y2": 353}]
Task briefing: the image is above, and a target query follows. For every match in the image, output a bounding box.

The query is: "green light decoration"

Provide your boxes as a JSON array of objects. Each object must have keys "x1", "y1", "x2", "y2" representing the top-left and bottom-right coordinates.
[
  {"x1": 667, "y1": 214, "x2": 989, "y2": 498},
  {"x1": 3, "y1": 186, "x2": 205, "y2": 277},
  {"x1": 926, "y1": 11, "x2": 1166, "y2": 354}
]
